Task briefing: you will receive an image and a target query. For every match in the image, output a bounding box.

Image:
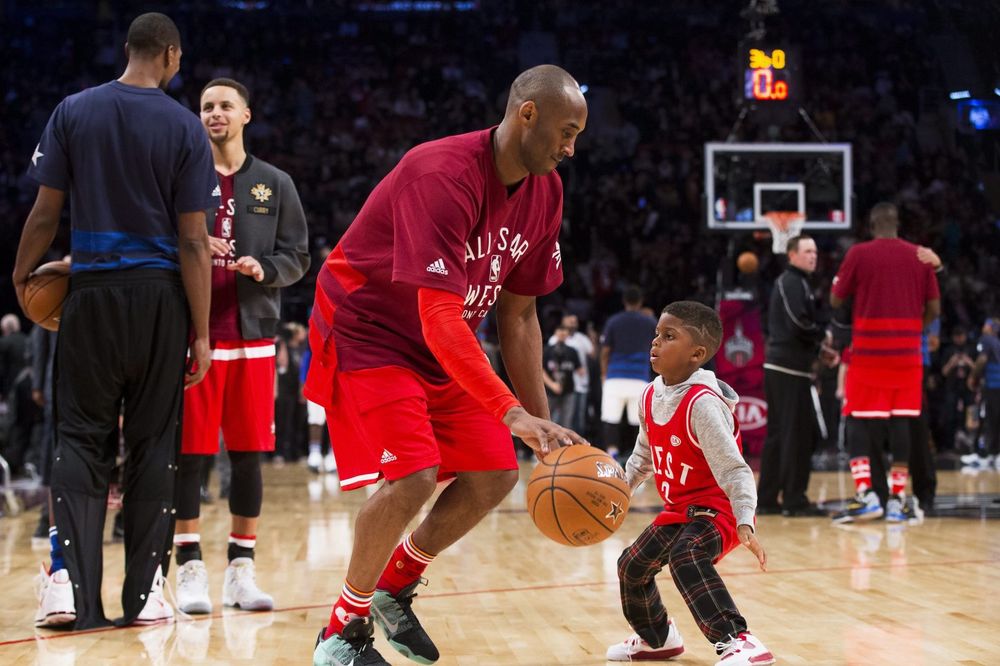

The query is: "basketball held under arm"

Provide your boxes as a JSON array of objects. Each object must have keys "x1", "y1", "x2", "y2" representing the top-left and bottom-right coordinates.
[{"x1": 13, "y1": 185, "x2": 65, "y2": 310}]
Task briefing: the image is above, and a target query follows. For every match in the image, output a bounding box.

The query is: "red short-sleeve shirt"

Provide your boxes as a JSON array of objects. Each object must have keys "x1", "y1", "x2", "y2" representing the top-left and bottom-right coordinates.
[
  {"x1": 311, "y1": 128, "x2": 564, "y2": 384},
  {"x1": 831, "y1": 238, "x2": 939, "y2": 368}
]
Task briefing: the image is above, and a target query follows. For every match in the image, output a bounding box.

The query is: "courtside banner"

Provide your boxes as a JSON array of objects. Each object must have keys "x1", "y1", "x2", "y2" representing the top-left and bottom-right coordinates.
[{"x1": 716, "y1": 293, "x2": 767, "y2": 456}]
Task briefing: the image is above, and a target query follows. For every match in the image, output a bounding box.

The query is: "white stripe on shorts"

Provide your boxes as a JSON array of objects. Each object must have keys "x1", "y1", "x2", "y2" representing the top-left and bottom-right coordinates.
[{"x1": 211, "y1": 344, "x2": 276, "y2": 361}]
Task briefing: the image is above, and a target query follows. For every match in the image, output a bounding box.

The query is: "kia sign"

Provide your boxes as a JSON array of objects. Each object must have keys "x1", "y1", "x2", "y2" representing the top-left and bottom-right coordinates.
[{"x1": 736, "y1": 395, "x2": 768, "y2": 431}]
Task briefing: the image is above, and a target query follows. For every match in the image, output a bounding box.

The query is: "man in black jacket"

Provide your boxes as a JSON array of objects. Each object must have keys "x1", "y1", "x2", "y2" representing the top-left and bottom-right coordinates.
[{"x1": 757, "y1": 235, "x2": 828, "y2": 516}]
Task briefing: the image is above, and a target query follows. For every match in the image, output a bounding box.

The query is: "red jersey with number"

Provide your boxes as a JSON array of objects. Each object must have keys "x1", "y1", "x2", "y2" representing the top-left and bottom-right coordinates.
[
  {"x1": 831, "y1": 238, "x2": 938, "y2": 370},
  {"x1": 643, "y1": 384, "x2": 742, "y2": 559},
  {"x1": 209, "y1": 171, "x2": 241, "y2": 342},
  {"x1": 307, "y1": 128, "x2": 564, "y2": 391}
]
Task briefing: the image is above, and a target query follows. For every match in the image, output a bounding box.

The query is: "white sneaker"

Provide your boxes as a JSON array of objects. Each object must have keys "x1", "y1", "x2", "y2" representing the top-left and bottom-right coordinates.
[
  {"x1": 607, "y1": 620, "x2": 684, "y2": 661},
  {"x1": 307, "y1": 450, "x2": 323, "y2": 473},
  {"x1": 135, "y1": 566, "x2": 174, "y2": 625},
  {"x1": 34, "y1": 565, "x2": 76, "y2": 627},
  {"x1": 223, "y1": 558, "x2": 274, "y2": 610},
  {"x1": 323, "y1": 452, "x2": 338, "y2": 473},
  {"x1": 176, "y1": 559, "x2": 213, "y2": 614},
  {"x1": 714, "y1": 631, "x2": 775, "y2": 666},
  {"x1": 960, "y1": 453, "x2": 993, "y2": 468}
]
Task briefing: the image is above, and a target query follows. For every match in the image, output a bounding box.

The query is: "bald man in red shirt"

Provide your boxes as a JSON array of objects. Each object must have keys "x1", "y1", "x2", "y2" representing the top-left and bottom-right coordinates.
[
  {"x1": 830, "y1": 203, "x2": 940, "y2": 525},
  {"x1": 308, "y1": 65, "x2": 588, "y2": 666}
]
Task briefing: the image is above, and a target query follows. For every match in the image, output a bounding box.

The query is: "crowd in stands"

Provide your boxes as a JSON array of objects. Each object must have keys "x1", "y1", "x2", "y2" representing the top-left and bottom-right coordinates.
[{"x1": 2, "y1": 0, "x2": 998, "y2": 464}]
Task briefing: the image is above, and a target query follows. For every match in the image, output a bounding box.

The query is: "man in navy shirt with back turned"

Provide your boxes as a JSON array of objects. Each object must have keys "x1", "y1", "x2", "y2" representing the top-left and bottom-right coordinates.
[
  {"x1": 13, "y1": 13, "x2": 215, "y2": 630},
  {"x1": 600, "y1": 286, "x2": 658, "y2": 460}
]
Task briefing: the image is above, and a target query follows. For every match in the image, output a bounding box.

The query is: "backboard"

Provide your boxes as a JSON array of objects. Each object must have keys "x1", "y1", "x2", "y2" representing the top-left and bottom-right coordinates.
[{"x1": 705, "y1": 142, "x2": 852, "y2": 231}]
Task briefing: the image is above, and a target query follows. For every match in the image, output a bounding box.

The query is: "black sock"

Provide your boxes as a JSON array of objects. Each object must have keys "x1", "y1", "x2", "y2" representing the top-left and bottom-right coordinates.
[
  {"x1": 176, "y1": 542, "x2": 202, "y2": 566},
  {"x1": 228, "y1": 541, "x2": 255, "y2": 562}
]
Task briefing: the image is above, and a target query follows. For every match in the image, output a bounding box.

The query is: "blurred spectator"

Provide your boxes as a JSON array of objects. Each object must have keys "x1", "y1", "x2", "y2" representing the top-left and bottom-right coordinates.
[
  {"x1": 542, "y1": 324, "x2": 582, "y2": 428},
  {"x1": 934, "y1": 326, "x2": 976, "y2": 452},
  {"x1": 547, "y1": 313, "x2": 594, "y2": 436}
]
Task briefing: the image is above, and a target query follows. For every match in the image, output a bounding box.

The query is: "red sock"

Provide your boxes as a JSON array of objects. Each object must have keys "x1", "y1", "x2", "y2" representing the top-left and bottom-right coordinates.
[
  {"x1": 324, "y1": 582, "x2": 374, "y2": 639},
  {"x1": 849, "y1": 457, "x2": 872, "y2": 494},
  {"x1": 377, "y1": 534, "x2": 435, "y2": 596},
  {"x1": 890, "y1": 468, "x2": 908, "y2": 498}
]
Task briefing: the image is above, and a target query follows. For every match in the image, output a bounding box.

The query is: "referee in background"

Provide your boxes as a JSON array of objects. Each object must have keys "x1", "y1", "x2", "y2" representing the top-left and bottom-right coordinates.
[
  {"x1": 757, "y1": 235, "x2": 828, "y2": 517},
  {"x1": 13, "y1": 13, "x2": 215, "y2": 629}
]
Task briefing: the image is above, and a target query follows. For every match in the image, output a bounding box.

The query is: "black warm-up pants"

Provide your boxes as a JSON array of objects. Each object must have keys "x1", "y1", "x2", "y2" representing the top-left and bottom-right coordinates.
[
  {"x1": 757, "y1": 368, "x2": 816, "y2": 510},
  {"x1": 50, "y1": 269, "x2": 188, "y2": 629}
]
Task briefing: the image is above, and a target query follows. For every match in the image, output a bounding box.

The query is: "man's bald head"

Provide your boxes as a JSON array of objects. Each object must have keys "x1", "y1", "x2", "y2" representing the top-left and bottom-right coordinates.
[
  {"x1": 499, "y1": 64, "x2": 587, "y2": 177},
  {"x1": 505, "y1": 65, "x2": 583, "y2": 116},
  {"x1": 870, "y1": 202, "x2": 899, "y2": 237}
]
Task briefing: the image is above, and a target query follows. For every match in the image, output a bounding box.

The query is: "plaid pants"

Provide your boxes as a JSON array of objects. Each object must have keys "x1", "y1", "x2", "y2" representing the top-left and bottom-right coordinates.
[{"x1": 617, "y1": 518, "x2": 747, "y2": 646}]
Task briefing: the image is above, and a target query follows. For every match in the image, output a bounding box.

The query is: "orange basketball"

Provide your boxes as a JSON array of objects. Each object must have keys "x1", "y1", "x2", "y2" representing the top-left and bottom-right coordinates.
[
  {"x1": 736, "y1": 251, "x2": 759, "y2": 274},
  {"x1": 23, "y1": 260, "x2": 70, "y2": 331},
  {"x1": 526, "y1": 445, "x2": 631, "y2": 546}
]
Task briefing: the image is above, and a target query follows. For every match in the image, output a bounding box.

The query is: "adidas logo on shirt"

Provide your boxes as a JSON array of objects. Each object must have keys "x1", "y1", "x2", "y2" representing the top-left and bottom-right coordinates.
[
  {"x1": 380, "y1": 449, "x2": 397, "y2": 464},
  {"x1": 211, "y1": 184, "x2": 221, "y2": 197},
  {"x1": 426, "y1": 258, "x2": 449, "y2": 275}
]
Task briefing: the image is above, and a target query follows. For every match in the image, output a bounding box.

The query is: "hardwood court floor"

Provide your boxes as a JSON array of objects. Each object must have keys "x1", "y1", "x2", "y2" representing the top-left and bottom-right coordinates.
[{"x1": 1, "y1": 464, "x2": 998, "y2": 665}]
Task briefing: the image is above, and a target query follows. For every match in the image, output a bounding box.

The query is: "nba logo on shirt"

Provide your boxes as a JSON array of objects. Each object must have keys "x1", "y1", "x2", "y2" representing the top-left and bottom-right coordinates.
[
  {"x1": 222, "y1": 218, "x2": 232, "y2": 238},
  {"x1": 489, "y1": 255, "x2": 501, "y2": 282}
]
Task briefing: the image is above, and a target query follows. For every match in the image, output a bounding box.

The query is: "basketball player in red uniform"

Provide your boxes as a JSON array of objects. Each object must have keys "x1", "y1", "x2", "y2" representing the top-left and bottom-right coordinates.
[
  {"x1": 172, "y1": 78, "x2": 310, "y2": 614},
  {"x1": 606, "y1": 301, "x2": 774, "y2": 666},
  {"x1": 308, "y1": 65, "x2": 588, "y2": 666},
  {"x1": 830, "y1": 203, "x2": 939, "y2": 524}
]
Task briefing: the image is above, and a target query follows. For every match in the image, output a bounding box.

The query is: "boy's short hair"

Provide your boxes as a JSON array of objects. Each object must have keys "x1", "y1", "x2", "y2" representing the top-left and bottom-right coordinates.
[
  {"x1": 662, "y1": 301, "x2": 723, "y2": 363},
  {"x1": 202, "y1": 77, "x2": 251, "y2": 106}
]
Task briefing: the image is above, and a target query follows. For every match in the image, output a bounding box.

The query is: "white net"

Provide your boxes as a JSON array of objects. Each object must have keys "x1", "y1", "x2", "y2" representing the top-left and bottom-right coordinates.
[{"x1": 763, "y1": 212, "x2": 806, "y2": 254}]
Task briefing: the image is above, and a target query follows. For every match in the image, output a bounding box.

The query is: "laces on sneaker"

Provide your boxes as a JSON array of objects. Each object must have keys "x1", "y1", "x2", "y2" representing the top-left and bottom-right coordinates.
[{"x1": 715, "y1": 632, "x2": 747, "y2": 656}]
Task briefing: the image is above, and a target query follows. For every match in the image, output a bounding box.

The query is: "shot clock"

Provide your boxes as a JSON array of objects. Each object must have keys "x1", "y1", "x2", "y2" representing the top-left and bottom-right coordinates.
[{"x1": 740, "y1": 44, "x2": 799, "y2": 104}]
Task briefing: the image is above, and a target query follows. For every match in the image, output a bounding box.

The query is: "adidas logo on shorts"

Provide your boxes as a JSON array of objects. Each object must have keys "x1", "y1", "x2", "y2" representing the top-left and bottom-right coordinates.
[
  {"x1": 426, "y1": 258, "x2": 448, "y2": 275},
  {"x1": 380, "y1": 449, "x2": 397, "y2": 464}
]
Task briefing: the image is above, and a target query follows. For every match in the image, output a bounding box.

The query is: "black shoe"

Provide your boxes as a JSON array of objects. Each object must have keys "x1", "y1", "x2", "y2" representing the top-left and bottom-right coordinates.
[
  {"x1": 756, "y1": 504, "x2": 783, "y2": 515},
  {"x1": 372, "y1": 579, "x2": 440, "y2": 664},
  {"x1": 782, "y1": 504, "x2": 828, "y2": 517},
  {"x1": 314, "y1": 617, "x2": 391, "y2": 665}
]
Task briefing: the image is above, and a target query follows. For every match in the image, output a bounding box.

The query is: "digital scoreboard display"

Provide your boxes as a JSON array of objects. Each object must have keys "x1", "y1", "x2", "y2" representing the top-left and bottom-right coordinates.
[{"x1": 741, "y1": 45, "x2": 798, "y2": 103}]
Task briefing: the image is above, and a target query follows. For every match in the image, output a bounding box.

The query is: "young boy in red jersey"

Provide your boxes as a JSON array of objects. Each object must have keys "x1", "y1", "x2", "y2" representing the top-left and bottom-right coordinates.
[{"x1": 606, "y1": 301, "x2": 774, "y2": 665}]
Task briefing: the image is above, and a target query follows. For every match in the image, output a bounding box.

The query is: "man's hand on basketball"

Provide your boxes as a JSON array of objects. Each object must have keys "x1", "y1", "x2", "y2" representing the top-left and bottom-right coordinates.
[
  {"x1": 502, "y1": 406, "x2": 587, "y2": 457},
  {"x1": 185, "y1": 336, "x2": 211, "y2": 389},
  {"x1": 738, "y1": 524, "x2": 767, "y2": 571},
  {"x1": 228, "y1": 256, "x2": 265, "y2": 282}
]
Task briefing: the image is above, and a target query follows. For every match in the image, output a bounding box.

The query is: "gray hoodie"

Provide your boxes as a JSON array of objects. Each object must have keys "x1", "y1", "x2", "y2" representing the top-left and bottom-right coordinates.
[{"x1": 624, "y1": 368, "x2": 758, "y2": 529}]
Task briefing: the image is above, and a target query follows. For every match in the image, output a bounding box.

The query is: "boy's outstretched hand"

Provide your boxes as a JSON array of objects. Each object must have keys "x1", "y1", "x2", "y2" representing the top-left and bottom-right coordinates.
[{"x1": 738, "y1": 524, "x2": 767, "y2": 571}]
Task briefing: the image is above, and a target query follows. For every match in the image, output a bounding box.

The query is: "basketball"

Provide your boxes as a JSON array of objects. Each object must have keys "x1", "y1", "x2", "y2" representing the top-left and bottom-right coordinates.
[
  {"x1": 737, "y1": 251, "x2": 759, "y2": 274},
  {"x1": 526, "y1": 445, "x2": 631, "y2": 546},
  {"x1": 23, "y1": 260, "x2": 70, "y2": 331}
]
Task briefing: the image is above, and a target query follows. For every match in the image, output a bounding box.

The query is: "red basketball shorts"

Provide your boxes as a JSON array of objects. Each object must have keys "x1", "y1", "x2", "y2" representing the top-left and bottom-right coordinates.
[
  {"x1": 182, "y1": 339, "x2": 276, "y2": 455},
  {"x1": 842, "y1": 364, "x2": 923, "y2": 419},
  {"x1": 319, "y1": 365, "x2": 516, "y2": 490}
]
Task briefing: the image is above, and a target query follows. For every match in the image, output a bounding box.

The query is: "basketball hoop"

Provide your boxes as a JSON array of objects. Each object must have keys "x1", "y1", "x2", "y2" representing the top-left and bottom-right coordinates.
[{"x1": 762, "y1": 211, "x2": 806, "y2": 254}]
